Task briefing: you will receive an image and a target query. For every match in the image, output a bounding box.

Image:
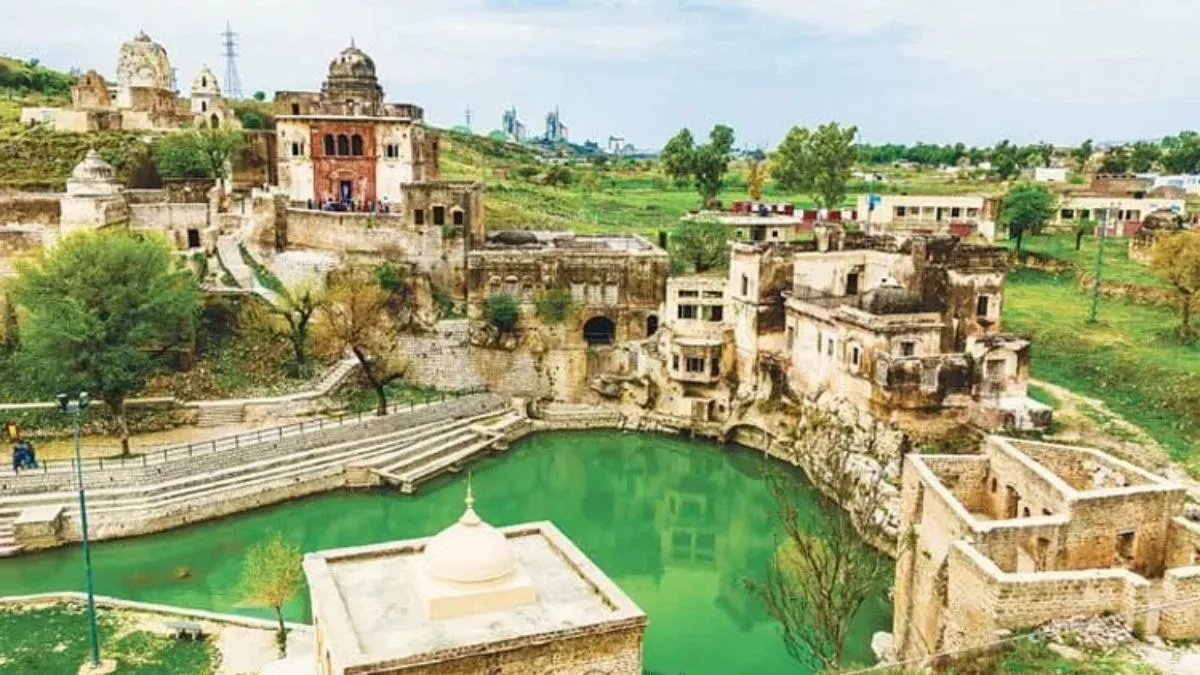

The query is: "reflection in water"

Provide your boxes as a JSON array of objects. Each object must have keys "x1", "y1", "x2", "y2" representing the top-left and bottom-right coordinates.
[{"x1": 0, "y1": 431, "x2": 891, "y2": 674}]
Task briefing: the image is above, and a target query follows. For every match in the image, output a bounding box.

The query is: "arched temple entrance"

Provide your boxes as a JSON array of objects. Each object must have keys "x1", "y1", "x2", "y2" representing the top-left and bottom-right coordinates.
[
  {"x1": 646, "y1": 314, "x2": 659, "y2": 337},
  {"x1": 583, "y1": 316, "x2": 616, "y2": 346}
]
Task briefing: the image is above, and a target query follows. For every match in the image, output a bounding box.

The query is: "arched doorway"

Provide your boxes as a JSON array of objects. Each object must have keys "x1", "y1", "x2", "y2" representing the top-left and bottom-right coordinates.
[
  {"x1": 210, "y1": 114, "x2": 219, "y2": 128},
  {"x1": 646, "y1": 314, "x2": 659, "y2": 337},
  {"x1": 582, "y1": 316, "x2": 616, "y2": 346}
]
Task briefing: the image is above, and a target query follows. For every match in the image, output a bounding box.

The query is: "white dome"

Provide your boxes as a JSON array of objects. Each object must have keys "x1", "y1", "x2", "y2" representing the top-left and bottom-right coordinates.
[
  {"x1": 70, "y1": 148, "x2": 115, "y2": 183},
  {"x1": 423, "y1": 486, "x2": 517, "y2": 584},
  {"x1": 192, "y1": 65, "x2": 220, "y2": 96}
]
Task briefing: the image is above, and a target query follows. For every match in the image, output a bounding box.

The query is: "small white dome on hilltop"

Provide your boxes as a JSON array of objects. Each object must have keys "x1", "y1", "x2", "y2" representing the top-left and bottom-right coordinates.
[{"x1": 423, "y1": 482, "x2": 517, "y2": 584}]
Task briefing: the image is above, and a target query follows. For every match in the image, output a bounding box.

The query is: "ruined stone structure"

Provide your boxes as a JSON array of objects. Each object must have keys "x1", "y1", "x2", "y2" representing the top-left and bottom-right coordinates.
[
  {"x1": 893, "y1": 437, "x2": 1200, "y2": 661},
  {"x1": 274, "y1": 43, "x2": 441, "y2": 207},
  {"x1": 19, "y1": 32, "x2": 237, "y2": 132},
  {"x1": 728, "y1": 228, "x2": 1049, "y2": 433},
  {"x1": 304, "y1": 489, "x2": 646, "y2": 674}
]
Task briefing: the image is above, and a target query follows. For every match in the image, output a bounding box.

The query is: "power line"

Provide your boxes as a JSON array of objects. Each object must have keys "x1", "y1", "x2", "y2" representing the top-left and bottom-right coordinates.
[{"x1": 221, "y1": 22, "x2": 242, "y2": 100}]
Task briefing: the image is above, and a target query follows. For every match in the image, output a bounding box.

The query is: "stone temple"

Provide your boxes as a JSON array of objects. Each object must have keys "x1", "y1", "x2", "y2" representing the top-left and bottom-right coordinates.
[
  {"x1": 301, "y1": 485, "x2": 647, "y2": 674},
  {"x1": 20, "y1": 31, "x2": 238, "y2": 132}
]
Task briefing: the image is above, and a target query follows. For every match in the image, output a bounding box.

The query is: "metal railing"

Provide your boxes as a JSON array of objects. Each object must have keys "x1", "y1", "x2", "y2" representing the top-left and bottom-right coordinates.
[{"x1": 13, "y1": 386, "x2": 490, "y2": 477}]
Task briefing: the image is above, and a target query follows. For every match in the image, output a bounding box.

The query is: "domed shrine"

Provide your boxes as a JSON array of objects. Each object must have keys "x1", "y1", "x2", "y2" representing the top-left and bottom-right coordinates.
[
  {"x1": 20, "y1": 31, "x2": 236, "y2": 132},
  {"x1": 273, "y1": 41, "x2": 455, "y2": 212},
  {"x1": 302, "y1": 483, "x2": 646, "y2": 674}
]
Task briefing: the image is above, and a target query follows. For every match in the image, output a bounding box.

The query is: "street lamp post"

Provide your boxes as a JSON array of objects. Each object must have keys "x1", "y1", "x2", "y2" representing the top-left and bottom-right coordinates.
[{"x1": 57, "y1": 392, "x2": 100, "y2": 669}]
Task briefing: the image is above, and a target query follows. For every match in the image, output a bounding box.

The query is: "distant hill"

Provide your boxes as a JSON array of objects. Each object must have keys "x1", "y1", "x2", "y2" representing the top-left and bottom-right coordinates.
[{"x1": 0, "y1": 56, "x2": 74, "y2": 99}]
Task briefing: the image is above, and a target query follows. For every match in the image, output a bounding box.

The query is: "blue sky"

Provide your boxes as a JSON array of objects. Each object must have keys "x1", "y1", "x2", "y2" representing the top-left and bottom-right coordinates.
[{"x1": 5, "y1": 0, "x2": 1198, "y2": 150}]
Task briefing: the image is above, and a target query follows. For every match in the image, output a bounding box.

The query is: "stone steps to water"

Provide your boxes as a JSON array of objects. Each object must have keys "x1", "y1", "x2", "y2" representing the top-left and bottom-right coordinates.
[
  {"x1": 0, "y1": 523, "x2": 21, "y2": 557},
  {"x1": 195, "y1": 404, "x2": 246, "y2": 427},
  {"x1": 0, "y1": 403, "x2": 511, "y2": 552}
]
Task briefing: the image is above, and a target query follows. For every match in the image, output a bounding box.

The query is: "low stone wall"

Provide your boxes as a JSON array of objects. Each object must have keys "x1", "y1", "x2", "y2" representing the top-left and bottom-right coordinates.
[
  {"x1": 0, "y1": 592, "x2": 312, "y2": 632},
  {"x1": 129, "y1": 203, "x2": 209, "y2": 230},
  {"x1": 1159, "y1": 567, "x2": 1200, "y2": 639},
  {"x1": 0, "y1": 194, "x2": 60, "y2": 225},
  {"x1": 284, "y1": 209, "x2": 446, "y2": 269}
]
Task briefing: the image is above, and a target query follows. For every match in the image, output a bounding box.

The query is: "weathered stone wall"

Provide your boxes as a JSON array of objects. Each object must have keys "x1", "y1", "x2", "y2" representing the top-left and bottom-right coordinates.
[
  {"x1": 1166, "y1": 517, "x2": 1200, "y2": 568},
  {"x1": 1159, "y1": 567, "x2": 1200, "y2": 639},
  {"x1": 284, "y1": 209, "x2": 450, "y2": 271},
  {"x1": 397, "y1": 321, "x2": 485, "y2": 391},
  {"x1": 0, "y1": 195, "x2": 60, "y2": 225},
  {"x1": 360, "y1": 627, "x2": 643, "y2": 675}
]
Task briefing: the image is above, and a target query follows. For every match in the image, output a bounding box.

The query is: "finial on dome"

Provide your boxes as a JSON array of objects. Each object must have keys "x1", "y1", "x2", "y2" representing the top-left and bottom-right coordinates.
[
  {"x1": 461, "y1": 473, "x2": 480, "y2": 526},
  {"x1": 350, "y1": 36, "x2": 356, "y2": 49},
  {"x1": 465, "y1": 472, "x2": 474, "y2": 509}
]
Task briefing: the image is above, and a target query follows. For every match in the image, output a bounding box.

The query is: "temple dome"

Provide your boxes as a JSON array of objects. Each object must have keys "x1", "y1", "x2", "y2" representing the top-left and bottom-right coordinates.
[
  {"x1": 116, "y1": 31, "x2": 172, "y2": 92},
  {"x1": 67, "y1": 149, "x2": 120, "y2": 196},
  {"x1": 862, "y1": 277, "x2": 925, "y2": 315},
  {"x1": 423, "y1": 484, "x2": 517, "y2": 584},
  {"x1": 192, "y1": 65, "x2": 220, "y2": 96},
  {"x1": 328, "y1": 44, "x2": 377, "y2": 80}
]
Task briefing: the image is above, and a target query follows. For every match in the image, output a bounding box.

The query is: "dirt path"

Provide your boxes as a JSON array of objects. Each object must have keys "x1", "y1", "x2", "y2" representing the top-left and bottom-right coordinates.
[{"x1": 1033, "y1": 378, "x2": 1200, "y2": 500}]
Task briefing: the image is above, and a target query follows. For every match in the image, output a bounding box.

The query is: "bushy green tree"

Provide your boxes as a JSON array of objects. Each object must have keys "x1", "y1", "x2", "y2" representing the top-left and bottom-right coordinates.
[
  {"x1": 1000, "y1": 184, "x2": 1057, "y2": 257},
  {"x1": 660, "y1": 128, "x2": 695, "y2": 187},
  {"x1": 485, "y1": 294, "x2": 520, "y2": 333},
  {"x1": 543, "y1": 165, "x2": 574, "y2": 188},
  {"x1": 1150, "y1": 231, "x2": 1200, "y2": 340},
  {"x1": 669, "y1": 219, "x2": 729, "y2": 273},
  {"x1": 990, "y1": 139, "x2": 1022, "y2": 180},
  {"x1": 659, "y1": 125, "x2": 736, "y2": 206},
  {"x1": 1098, "y1": 146, "x2": 1129, "y2": 174},
  {"x1": 771, "y1": 122, "x2": 858, "y2": 208},
  {"x1": 252, "y1": 91, "x2": 266, "y2": 102},
  {"x1": 241, "y1": 111, "x2": 265, "y2": 129},
  {"x1": 11, "y1": 231, "x2": 199, "y2": 455},
  {"x1": 153, "y1": 128, "x2": 245, "y2": 180},
  {"x1": 1162, "y1": 132, "x2": 1200, "y2": 174},
  {"x1": 1071, "y1": 138, "x2": 1094, "y2": 173},
  {"x1": 1129, "y1": 141, "x2": 1161, "y2": 173}
]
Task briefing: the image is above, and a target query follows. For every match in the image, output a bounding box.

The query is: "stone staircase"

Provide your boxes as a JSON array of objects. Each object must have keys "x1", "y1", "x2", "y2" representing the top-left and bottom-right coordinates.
[
  {"x1": 0, "y1": 395, "x2": 510, "y2": 556},
  {"x1": 372, "y1": 411, "x2": 526, "y2": 493},
  {"x1": 195, "y1": 402, "x2": 246, "y2": 427},
  {"x1": 0, "y1": 521, "x2": 19, "y2": 557},
  {"x1": 536, "y1": 402, "x2": 623, "y2": 428}
]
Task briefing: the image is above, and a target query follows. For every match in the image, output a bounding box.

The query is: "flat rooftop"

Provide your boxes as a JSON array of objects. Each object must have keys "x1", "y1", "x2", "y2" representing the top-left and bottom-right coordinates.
[
  {"x1": 305, "y1": 521, "x2": 645, "y2": 670},
  {"x1": 475, "y1": 231, "x2": 660, "y2": 253}
]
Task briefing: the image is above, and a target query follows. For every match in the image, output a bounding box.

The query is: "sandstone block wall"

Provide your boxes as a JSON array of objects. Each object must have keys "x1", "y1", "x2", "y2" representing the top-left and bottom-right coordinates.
[
  {"x1": 362, "y1": 627, "x2": 643, "y2": 675},
  {"x1": 1166, "y1": 517, "x2": 1200, "y2": 568},
  {"x1": 1159, "y1": 567, "x2": 1200, "y2": 639}
]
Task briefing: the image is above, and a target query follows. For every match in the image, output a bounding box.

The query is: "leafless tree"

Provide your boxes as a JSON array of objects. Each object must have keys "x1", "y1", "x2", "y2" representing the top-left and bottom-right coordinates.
[{"x1": 746, "y1": 405, "x2": 900, "y2": 672}]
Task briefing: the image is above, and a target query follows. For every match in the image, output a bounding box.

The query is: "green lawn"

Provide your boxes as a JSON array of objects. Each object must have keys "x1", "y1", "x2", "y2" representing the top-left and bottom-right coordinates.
[
  {"x1": 1007, "y1": 233, "x2": 1168, "y2": 289},
  {"x1": 0, "y1": 604, "x2": 215, "y2": 674},
  {"x1": 1004, "y1": 268, "x2": 1200, "y2": 465}
]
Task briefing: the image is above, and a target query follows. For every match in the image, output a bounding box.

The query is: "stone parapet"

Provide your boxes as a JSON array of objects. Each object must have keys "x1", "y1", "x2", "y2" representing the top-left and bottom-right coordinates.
[{"x1": 1159, "y1": 567, "x2": 1200, "y2": 639}]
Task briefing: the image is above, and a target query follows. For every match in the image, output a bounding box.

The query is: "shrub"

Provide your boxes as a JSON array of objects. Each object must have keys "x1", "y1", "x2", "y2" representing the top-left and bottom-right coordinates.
[
  {"x1": 485, "y1": 294, "x2": 519, "y2": 333},
  {"x1": 535, "y1": 287, "x2": 574, "y2": 323}
]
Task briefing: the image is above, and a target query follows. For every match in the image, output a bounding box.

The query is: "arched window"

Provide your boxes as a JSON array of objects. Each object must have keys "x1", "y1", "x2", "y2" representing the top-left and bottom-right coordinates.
[
  {"x1": 210, "y1": 114, "x2": 219, "y2": 129},
  {"x1": 201, "y1": 76, "x2": 207, "y2": 87},
  {"x1": 291, "y1": 142, "x2": 301, "y2": 157},
  {"x1": 200, "y1": 100, "x2": 207, "y2": 112},
  {"x1": 336, "y1": 134, "x2": 350, "y2": 156},
  {"x1": 583, "y1": 316, "x2": 616, "y2": 346},
  {"x1": 351, "y1": 134, "x2": 363, "y2": 156},
  {"x1": 323, "y1": 135, "x2": 335, "y2": 156}
]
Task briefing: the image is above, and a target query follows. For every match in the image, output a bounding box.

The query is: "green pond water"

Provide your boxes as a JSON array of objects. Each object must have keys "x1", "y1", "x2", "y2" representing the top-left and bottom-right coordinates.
[{"x1": 0, "y1": 430, "x2": 891, "y2": 674}]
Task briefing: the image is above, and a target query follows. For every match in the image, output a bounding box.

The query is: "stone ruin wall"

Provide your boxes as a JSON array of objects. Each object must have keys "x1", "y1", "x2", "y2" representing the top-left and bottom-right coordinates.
[{"x1": 378, "y1": 626, "x2": 644, "y2": 675}]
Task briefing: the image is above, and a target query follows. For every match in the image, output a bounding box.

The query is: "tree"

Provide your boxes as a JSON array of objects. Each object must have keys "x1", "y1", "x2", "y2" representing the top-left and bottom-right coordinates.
[
  {"x1": 771, "y1": 122, "x2": 858, "y2": 209},
  {"x1": 1000, "y1": 184, "x2": 1056, "y2": 257},
  {"x1": 669, "y1": 219, "x2": 728, "y2": 273},
  {"x1": 11, "y1": 231, "x2": 199, "y2": 455},
  {"x1": 154, "y1": 128, "x2": 245, "y2": 180},
  {"x1": 1150, "y1": 231, "x2": 1200, "y2": 340},
  {"x1": 990, "y1": 139, "x2": 1022, "y2": 180},
  {"x1": 543, "y1": 165, "x2": 574, "y2": 188},
  {"x1": 241, "y1": 111, "x2": 264, "y2": 129},
  {"x1": 660, "y1": 128, "x2": 695, "y2": 188},
  {"x1": 252, "y1": 91, "x2": 266, "y2": 101},
  {"x1": 746, "y1": 406, "x2": 897, "y2": 672},
  {"x1": 1072, "y1": 219, "x2": 1095, "y2": 251},
  {"x1": 692, "y1": 125, "x2": 736, "y2": 208},
  {"x1": 238, "y1": 532, "x2": 302, "y2": 654},
  {"x1": 579, "y1": 171, "x2": 601, "y2": 194},
  {"x1": 1072, "y1": 138, "x2": 1094, "y2": 173},
  {"x1": 318, "y1": 267, "x2": 408, "y2": 416},
  {"x1": 258, "y1": 282, "x2": 326, "y2": 377},
  {"x1": 1162, "y1": 132, "x2": 1200, "y2": 174},
  {"x1": 746, "y1": 158, "x2": 766, "y2": 201},
  {"x1": 1129, "y1": 141, "x2": 1161, "y2": 173},
  {"x1": 485, "y1": 294, "x2": 520, "y2": 333},
  {"x1": 1098, "y1": 145, "x2": 1129, "y2": 174}
]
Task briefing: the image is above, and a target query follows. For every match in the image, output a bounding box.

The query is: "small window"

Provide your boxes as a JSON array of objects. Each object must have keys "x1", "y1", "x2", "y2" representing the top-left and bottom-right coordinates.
[
  {"x1": 291, "y1": 142, "x2": 301, "y2": 157},
  {"x1": 966, "y1": 208, "x2": 980, "y2": 218},
  {"x1": 452, "y1": 210, "x2": 464, "y2": 226},
  {"x1": 826, "y1": 338, "x2": 834, "y2": 357},
  {"x1": 678, "y1": 305, "x2": 696, "y2": 319},
  {"x1": 990, "y1": 477, "x2": 997, "y2": 492},
  {"x1": 671, "y1": 354, "x2": 679, "y2": 371},
  {"x1": 710, "y1": 358, "x2": 720, "y2": 377},
  {"x1": 846, "y1": 272, "x2": 860, "y2": 296},
  {"x1": 977, "y1": 295, "x2": 991, "y2": 319},
  {"x1": 850, "y1": 345, "x2": 862, "y2": 371},
  {"x1": 433, "y1": 206, "x2": 446, "y2": 225},
  {"x1": 678, "y1": 290, "x2": 700, "y2": 298},
  {"x1": 1116, "y1": 531, "x2": 1136, "y2": 565},
  {"x1": 200, "y1": 100, "x2": 207, "y2": 112},
  {"x1": 741, "y1": 275, "x2": 749, "y2": 296},
  {"x1": 1061, "y1": 209, "x2": 1075, "y2": 219},
  {"x1": 351, "y1": 134, "x2": 363, "y2": 156},
  {"x1": 414, "y1": 209, "x2": 425, "y2": 225},
  {"x1": 1022, "y1": 507, "x2": 1031, "y2": 518},
  {"x1": 291, "y1": 103, "x2": 300, "y2": 115},
  {"x1": 708, "y1": 306, "x2": 723, "y2": 322},
  {"x1": 900, "y1": 341, "x2": 916, "y2": 357},
  {"x1": 786, "y1": 326, "x2": 795, "y2": 350},
  {"x1": 896, "y1": 206, "x2": 907, "y2": 217},
  {"x1": 950, "y1": 207, "x2": 961, "y2": 218},
  {"x1": 685, "y1": 357, "x2": 705, "y2": 373},
  {"x1": 1042, "y1": 508, "x2": 1052, "y2": 516},
  {"x1": 702, "y1": 290, "x2": 723, "y2": 299},
  {"x1": 323, "y1": 135, "x2": 335, "y2": 156}
]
